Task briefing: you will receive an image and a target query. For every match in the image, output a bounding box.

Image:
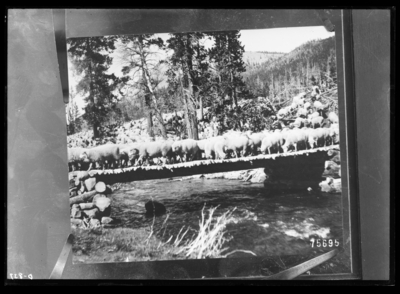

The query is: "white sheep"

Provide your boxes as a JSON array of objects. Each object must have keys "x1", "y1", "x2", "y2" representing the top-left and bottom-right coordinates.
[
  {"x1": 68, "y1": 147, "x2": 88, "y2": 171},
  {"x1": 80, "y1": 144, "x2": 121, "y2": 171}
]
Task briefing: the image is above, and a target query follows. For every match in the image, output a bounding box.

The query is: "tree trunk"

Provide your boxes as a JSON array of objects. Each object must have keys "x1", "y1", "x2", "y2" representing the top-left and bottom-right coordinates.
[
  {"x1": 137, "y1": 36, "x2": 166, "y2": 139},
  {"x1": 146, "y1": 109, "x2": 154, "y2": 138},
  {"x1": 199, "y1": 95, "x2": 204, "y2": 121},
  {"x1": 154, "y1": 111, "x2": 168, "y2": 139},
  {"x1": 232, "y1": 86, "x2": 238, "y2": 108},
  {"x1": 93, "y1": 121, "x2": 100, "y2": 138},
  {"x1": 185, "y1": 71, "x2": 199, "y2": 140},
  {"x1": 70, "y1": 190, "x2": 97, "y2": 206}
]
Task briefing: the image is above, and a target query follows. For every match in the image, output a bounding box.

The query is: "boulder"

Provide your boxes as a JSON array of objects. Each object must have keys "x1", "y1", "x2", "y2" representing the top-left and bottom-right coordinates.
[
  {"x1": 145, "y1": 200, "x2": 166, "y2": 216},
  {"x1": 319, "y1": 178, "x2": 334, "y2": 193},
  {"x1": 101, "y1": 217, "x2": 113, "y2": 224},
  {"x1": 250, "y1": 170, "x2": 267, "y2": 183},
  {"x1": 84, "y1": 177, "x2": 97, "y2": 192},
  {"x1": 331, "y1": 179, "x2": 342, "y2": 193},
  {"x1": 69, "y1": 190, "x2": 77, "y2": 197}
]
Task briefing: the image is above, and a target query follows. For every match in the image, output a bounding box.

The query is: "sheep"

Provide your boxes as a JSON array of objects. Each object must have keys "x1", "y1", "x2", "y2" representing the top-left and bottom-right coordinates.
[
  {"x1": 328, "y1": 112, "x2": 339, "y2": 124},
  {"x1": 132, "y1": 141, "x2": 174, "y2": 166},
  {"x1": 248, "y1": 131, "x2": 270, "y2": 154},
  {"x1": 297, "y1": 108, "x2": 308, "y2": 118},
  {"x1": 308, "y1": 112, "x2": 320, "y2": 120},
  {"x1": 281, "y1": 129, "x2": 310, "y2": 153},
  {"x1": 204, "y1": 136, "x2": 224, "y2": 159},
  {"x1": 311, "y1": 116, "x2": 324, "y2": 128},
  {"x1": 172, "y1": 139, "x2": 200, "y2": 162},
  {"x1": 260, "y1": 132, "x2": 285, "y2": 154},
  {"x1": 68, "y1": 147, "x2": 88, "y2": 171},
  {"x1": 223, "y1": 133, "x2": 253, "y2": 158},
  {"x1": 307, "y1": 128, "x2": 332, "y2": 148},
  {"x1": 80, "y1": 144, "x2": 121, "y2": 171},
  {"x1": 117, "y1": 143, "x2": 140, "y2": 167}
]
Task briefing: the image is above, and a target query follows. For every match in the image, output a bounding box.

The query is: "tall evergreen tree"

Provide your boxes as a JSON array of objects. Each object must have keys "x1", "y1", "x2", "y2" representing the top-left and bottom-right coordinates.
[
  {"x1": 208, "y1": 31, "x2": 246, "y2": 108},
  {"x1": 68, "y1": 36, "x2": 120, "y2": 138},
  {"x1": 166, "y1": 32, "x2": 210, "y2": 139},
  {"x1": 117, "y1": 34, "x2": 168, "y2": 139}
]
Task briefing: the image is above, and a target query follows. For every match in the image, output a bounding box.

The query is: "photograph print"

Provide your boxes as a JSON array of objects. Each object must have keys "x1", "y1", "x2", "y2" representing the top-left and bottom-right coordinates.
[{"x1": 65, "y1": 26, "x2": 350, "y2": 275}]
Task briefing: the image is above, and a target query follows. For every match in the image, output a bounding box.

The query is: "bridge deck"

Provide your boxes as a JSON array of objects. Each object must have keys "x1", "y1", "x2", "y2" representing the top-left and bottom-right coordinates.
[{"x1": 70, "y1": 145, "x2": 339, "y2": 185}]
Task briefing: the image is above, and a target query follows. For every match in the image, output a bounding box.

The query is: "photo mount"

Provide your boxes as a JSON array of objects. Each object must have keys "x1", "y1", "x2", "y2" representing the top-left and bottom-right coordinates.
[{"x1": 53, "y1": 9, "x2": 360, "y2": 280}]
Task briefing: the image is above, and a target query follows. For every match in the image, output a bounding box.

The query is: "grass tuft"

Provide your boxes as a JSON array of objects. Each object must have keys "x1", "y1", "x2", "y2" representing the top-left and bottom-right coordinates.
[{"x1": 166, "y1": 205, "x2": 237, "y2": 259}]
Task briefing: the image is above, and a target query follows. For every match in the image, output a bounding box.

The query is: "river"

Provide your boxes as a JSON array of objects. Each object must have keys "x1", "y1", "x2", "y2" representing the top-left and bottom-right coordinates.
[{"x1": 111, "y1": 177, "x2": 347, "y2": 262}]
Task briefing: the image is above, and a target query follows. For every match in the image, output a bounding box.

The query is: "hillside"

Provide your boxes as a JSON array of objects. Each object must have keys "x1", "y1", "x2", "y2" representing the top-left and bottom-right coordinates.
[
  {"x1": 243, "y1": 51, "x2": 284, "y2": 68},
  {"x1": 243, "y1": 36, "x2": 337, "y2": 99}
]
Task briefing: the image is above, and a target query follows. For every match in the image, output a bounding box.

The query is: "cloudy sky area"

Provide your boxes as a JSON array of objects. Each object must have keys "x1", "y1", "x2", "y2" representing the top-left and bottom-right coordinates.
[{"x1": 68, "y1": 26, "x2": 334, "y2": 114}]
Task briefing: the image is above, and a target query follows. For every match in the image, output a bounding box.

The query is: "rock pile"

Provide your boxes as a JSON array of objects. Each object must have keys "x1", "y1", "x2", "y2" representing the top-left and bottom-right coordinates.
[
  {"x1": 319, "y1": 149, "x2": 342, "y2": 193},
  {"x1": 69, "y1": 171, "x2": 115, "y2": 228}
]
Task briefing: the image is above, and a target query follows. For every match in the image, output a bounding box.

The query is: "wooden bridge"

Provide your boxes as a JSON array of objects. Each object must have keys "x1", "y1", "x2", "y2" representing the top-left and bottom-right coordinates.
[{"x1": 70, "y1": 145, "x2": 340, "y2": 190}]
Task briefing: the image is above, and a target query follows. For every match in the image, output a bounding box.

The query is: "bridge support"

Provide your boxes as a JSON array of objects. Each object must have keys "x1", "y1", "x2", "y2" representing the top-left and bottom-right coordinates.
[{"x1": 262, "y1": 150, "x2": 331, "y2": 193}]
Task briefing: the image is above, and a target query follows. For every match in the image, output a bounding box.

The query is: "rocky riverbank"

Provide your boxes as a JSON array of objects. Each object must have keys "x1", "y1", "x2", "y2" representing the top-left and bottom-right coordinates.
[{"x1": 176, "y1": 168, "x2": 267, "y2": 183}]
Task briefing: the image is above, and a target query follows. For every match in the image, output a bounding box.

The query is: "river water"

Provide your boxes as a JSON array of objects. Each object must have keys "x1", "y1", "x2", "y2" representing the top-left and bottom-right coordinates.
[{"x1": 111, "y1": 177, "x2": 346, "y2": 260}]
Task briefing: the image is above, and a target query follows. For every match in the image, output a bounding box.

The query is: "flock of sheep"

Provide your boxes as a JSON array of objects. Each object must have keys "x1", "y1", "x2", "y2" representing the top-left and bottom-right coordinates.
[{"x1": 67, "y1": 87, "x2": 340, "y2": 171}]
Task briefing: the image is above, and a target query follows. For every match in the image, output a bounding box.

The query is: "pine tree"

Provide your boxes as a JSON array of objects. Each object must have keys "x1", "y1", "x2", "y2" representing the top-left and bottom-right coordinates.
[
  {"x1": 166, "y1": 32, "x2": 211, "y2": 139},
  {"x1": 68, "y1": 36, "x2": 120, "y2": 138},
  {"x1": 208, "y1": 31, "x2": 246, "y2": 108},
  {"x1": 66, "y1": 89, "x2": 81, "y2": 135},
  {"x1": 117, "y1": 34, "x2": 168, "y2": 139}
]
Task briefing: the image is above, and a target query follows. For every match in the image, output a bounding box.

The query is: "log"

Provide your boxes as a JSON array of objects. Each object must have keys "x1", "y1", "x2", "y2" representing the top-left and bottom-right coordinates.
[
  {"x1": 94, "y1": 197, "x2": 111, "y2": 212},
  {"x1": 80, "y1": 183, "x2": 86, "y2": 193},
  {"x1": 69, "y1": 186, "x2": 78, "y2": 192},
  {"x1": 92, "y1": 194, "x2": 106, "y2": 203},
  {"x1": 83, "y1": 208, "x2": 100, "y2": 219},
  {"x1": 84, "y1": 177, "x2": 97, "y2": 192},
  {"x1": 90, "y1": 218, "x2": 101, "y2": 227},
  {"x1": 71, "y1": 219, "x2": 83, "y2": 226},
  {"x1": 69, "y1": 190, "x2": 97, "y2": 206},
  {"x1": 95, "y1": 181, "x2": 107, "y2": 193},
  {"x1": 69, "y1": 179, "x2": 76, "y2": 189},
  {"x1": 77, "y1": 171, "x2": 90, "y2": 181},
  {"x1": 71, "y1": 205, "x2": 82, "y2": 219},
  {"x1": 79, "y1": 202, "x2": 96, "y2": 210}
]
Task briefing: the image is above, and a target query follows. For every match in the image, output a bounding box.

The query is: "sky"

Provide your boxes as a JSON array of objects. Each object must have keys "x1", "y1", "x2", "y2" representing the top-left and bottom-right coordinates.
[
  {"x1": 155, "y1": 26, "x2": 334, "y2": 53},
  {"x1": 67, "y1": 26, "x2": 335, "y2": 116}
]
